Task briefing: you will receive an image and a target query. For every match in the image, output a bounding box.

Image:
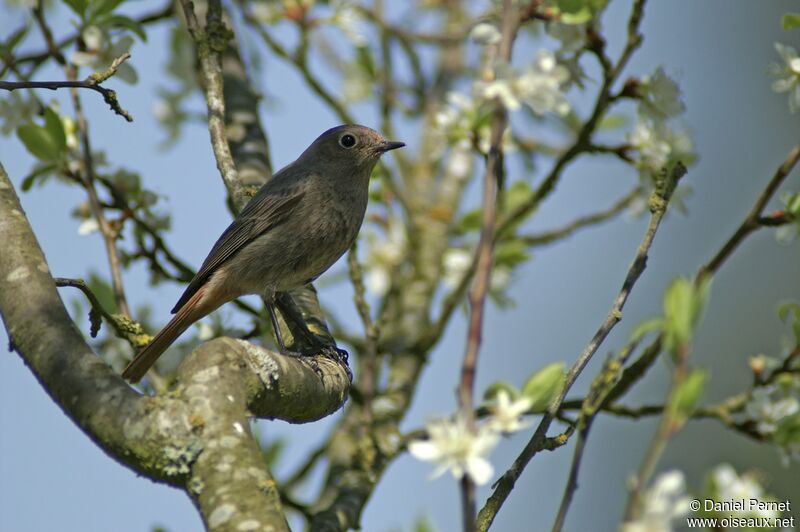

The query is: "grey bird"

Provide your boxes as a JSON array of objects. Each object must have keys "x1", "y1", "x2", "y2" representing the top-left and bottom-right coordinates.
[{"x1": 122, "y1": 125, "x2": 404, "y2": 382}]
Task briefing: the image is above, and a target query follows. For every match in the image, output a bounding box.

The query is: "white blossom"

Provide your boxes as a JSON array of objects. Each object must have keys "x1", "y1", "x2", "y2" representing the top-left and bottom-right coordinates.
[
  {"x1": 516, "y1": 50, "x2": 571, "y2": 115},
  {"x1": 480, "y1": 78, "x2": 522, "y2": 110},
  {"x1": 477, "y1": 51, "x2": 571, "y2": 115},
  {"x1": 82, "y1": 26, "x2": 104, "y2": 51},
  {"x1": 445, "y1": 148, "x2": 473, "y2": 181},
  {"x1": 487, "y1": 390, "x2": 531, "y2": 433},
  {"x1": 711, "y1": 464, "x2": 780, "y2": 520},
  {"x1": 408, "y1": 414, "x2": 499, "y2": 485},
  {"x1": 621, "y1": 471, "x2": 691, "y2": 532},
  {"x1": 152, "y1": 99, "x2": 172, "y2": 122},
  {"x1": 196, "y1": 321, "x2": 215, "y2": 341},
  {"x1": 250, "y1": 3, "x2": 284, "y2": 24},
  {"x1": 638, "y1": 67, "x2": 685, "y2": 120},
  {"x1": 746, "y1": 385, "x2": 800, "y2": 435},
  {"x1": 769, "y1": 43, "x2": 800, "y2": 113},
  {"x1": 435, "y1": 91, "x2": 479, "y2": 137},
  {"x1": 627, "y1": 117, "x2": 693, "y2": 177},
  {"x1": 442, "y1": 248, "x2": 473, "y2": 290},
  {"x1": 363, "y1": 221, "x2": 407, "y2": 296},
  {"x1": 547, "y1": 22, "x2": 585, "y2": 52},
  {"x1": 331, "y1": 1, "x2": 368, "y2": 47},
  {"x1": 490, "y1": 266, "x2": 512, "y2": 293},
  {"x1": 470, "y1": 23, "x2": 501, "y2": 46},
  {"x1": 77, "y1": 218, "x2": 100, "y2": 236}
]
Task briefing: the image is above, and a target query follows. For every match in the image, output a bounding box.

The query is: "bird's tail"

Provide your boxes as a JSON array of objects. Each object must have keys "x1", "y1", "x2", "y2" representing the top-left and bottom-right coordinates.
[{"x1": 122, "y1": 287, "x2": 209, "y2": 383}]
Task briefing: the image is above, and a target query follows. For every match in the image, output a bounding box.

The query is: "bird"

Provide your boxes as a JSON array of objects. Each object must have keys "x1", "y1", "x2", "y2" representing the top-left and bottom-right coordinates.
[{"x1": 121, "y1": 125, "x2": 404, "y2": 382}]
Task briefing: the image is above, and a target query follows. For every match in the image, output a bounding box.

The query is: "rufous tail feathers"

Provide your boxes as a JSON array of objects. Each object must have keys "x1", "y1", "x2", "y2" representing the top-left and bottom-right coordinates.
[{"x1": 122, "y1": 287, "x2": 210, "y2": 383}]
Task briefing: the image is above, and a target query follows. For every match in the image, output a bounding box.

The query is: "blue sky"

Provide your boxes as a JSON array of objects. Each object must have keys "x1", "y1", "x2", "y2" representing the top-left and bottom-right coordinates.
[{"x1": 1, "y1": 1, "x2": 799, "y2": 531}]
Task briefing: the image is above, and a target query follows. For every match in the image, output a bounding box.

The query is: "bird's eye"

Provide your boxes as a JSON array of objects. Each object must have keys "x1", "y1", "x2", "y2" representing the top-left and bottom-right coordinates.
[{"x1": 339, "y1": 134, "x2": 357, "y2": 148}]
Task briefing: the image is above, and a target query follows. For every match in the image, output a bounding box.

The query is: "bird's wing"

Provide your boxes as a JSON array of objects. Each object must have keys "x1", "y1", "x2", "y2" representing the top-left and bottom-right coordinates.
[{"x1": 171, "y1": 175, "x2": 306, "y2": 313}]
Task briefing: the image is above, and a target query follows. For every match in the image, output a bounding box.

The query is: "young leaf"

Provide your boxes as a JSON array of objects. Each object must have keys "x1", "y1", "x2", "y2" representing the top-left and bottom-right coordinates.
[
  {"x1": 88, "y1": 272, "x2": 118, "y2": 314},
  {"x1": 17, "y1": 123, "x2": 61, "y2": 161},
  {"x1": 662, "y1": 277, "x2": 711, "y2": 357},
  {"x1": 21, "y1": 163, "x2": 58, "y2": 191},
  {"x1": 522, "y1": 362, "x2": 566, "y2": 412},
  {"x1": 630, "y1": 317, "x2": 663, "y2": 343},
  {"x1": 670, "y1": 369, "x2": 708, "y2": 426},
  {"x1": 1, "y1": 25, "x2": 29, "y2": 55},
  {"x1": 44, "y1": 107, "x2": 67, "y2": 154},
  {"x1": 781, "y1": 13, "x2": 800, "y2": 30},
  {"x1": 90, "y1": 0, "x2": 126, "y2": 19},
  {"x1": 62, "y1": 0, "x2": 89, "y2": 19},
  {"x1": 483, "y1": 381, "x2": 521, "y2": 402},
  {"x1": 105, "y1": 15, "x2": 147, "y2": 42}
]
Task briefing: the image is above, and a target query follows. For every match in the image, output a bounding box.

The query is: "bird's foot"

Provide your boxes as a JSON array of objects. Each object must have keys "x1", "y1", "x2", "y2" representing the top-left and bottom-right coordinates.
[{"x1": 320, "y1": 345, "x2": 352, "y2": 383}]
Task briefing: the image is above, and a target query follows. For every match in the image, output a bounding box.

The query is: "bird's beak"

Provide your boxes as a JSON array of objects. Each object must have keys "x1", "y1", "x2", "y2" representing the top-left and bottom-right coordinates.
[{"x1": 379, "y1": 140, "x2": 406, "y2": 152}]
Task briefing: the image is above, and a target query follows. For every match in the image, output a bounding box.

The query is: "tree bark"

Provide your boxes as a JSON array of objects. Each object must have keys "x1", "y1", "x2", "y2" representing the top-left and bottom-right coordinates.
[{"x1": 0, "y1": 162, "x2": 350, "y2": 530}]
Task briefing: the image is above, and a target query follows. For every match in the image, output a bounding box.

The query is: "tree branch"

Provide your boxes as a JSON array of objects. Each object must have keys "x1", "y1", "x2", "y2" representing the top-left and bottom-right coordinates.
[
  {"x1": 477, "y1": 161, "x2": 686, "y2": 530},
  {"x1": 0, "y1": 162, "x2": 351, "y2": 530},
  {"x1": 457, "y1": 2, "x2": 519, "y2": 529},
  {"x1": 179, "y1": 0, "x2": 246, "y2": 210}
]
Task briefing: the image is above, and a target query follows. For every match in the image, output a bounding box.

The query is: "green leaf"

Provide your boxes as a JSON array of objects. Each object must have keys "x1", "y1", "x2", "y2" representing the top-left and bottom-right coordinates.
[
  {"x1": 91, "y1": 0, "x2": 126, "y2": 19},
  {"x1": 17, "y1": 122, "x2": 62, "y2": 161},
  {"x1": 458, "y1": 208, "x2": 482, "y2": 234},
  {"x1": 260, "y1": 437, "x2": 286, "y2": 468},
  {"x1": 781, "y1": 13, "x2": 800, "y2": 30},
  {"x1": 413, "y1": 515, "x2": 436, "y2": 532},
  {"x1": 63, "y1": 0, "x2": 89, "y2": 18},
  {"x1": 662, "y1": 277, "x2": 711, "y2": 357},
  {"x1": 549, "y1": 0, "x2": 608, "y2": 24},
  {"x1": 782, "y1": 191, "x2": 800, "y2": 216},
  {"x1": 88, "y1": 272, "x2": 118, "y2": 314},
  {"x1": 522, "y1": 362, "x2": 566, "y2": 413},
  {"x1": 105, "y1": 15, "x2": 147, "y2": 41},
  {"x1": 483, "y1": 381, "x2": 520, "y2": 402},
  {"x1": 1, "y1": 25, "x2": 29, "y2": 55},
  {"x1": 355, "y1": 45, "x2": 376, "y2": 79},
  {"x1": 777, "y1": 301, "x2": 800, "y2": 344},
  {"x1": 630, "y1": 317, "x2": 663, "y2": 343},
  {"x1": 772, "y1": 412, "x2": 800, "y2": 448},
  {"x1": 43, "y1": 107, "x2": 67, "y2": 154},
  {"x1": 494, "y1": 239, "x2": 530, "y2": 268},
  {"x1": 504, "y1": 180, "x2": 533, "y2": 213},
  {"x1": 670, "y1": 368, "x2": 707, "y2": 424},
  {"x1": 598, "y1": 113, "x2": 628, "y2": 130},
  {"x1": 21, "y1": 163, "x2": 58, "y2": 191}
]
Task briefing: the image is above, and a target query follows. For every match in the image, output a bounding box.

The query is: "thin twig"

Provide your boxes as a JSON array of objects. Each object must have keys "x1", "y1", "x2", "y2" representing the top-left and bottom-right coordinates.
[
  {"x1": 458, "y1": 3, "x2": 519, "y2": 530},
  {"x1": 551, "y1": 338, "x2": 642, "y2": 532},
  {"x1": 54, "y1": 277, "x2": 149, "y2": 350},
  {"x1": 0, "y1": 63, "x2": 134, "y2": 121},
  {"x1": 32, "y1": 2, "x2": 132, "y2": 317},
  {"x1": 180, "y1": 0, "x2": 246, "y2": 210},
  {"x1": 242, "y1": 10, "x2": 354, "y2": 124},
  {"x1": 700, "y1": 143, "x2": 800, "y2": 278},
  {"x1": 496, "y1": 0, "x2": 647, "y2": 241},
  {"x1": 0, "y1": 2, "x2": 174, "y2": 78},
  {"x1": 622, "y1": 142, "x2": 800, "y2": 522},
  {"x1": 347, "y1": 242, "x2": 379, "y2": 426},
  {"x1": 477, "y1": 160, "x2": 686, "y2": 531},
  {"x1": 520, "y1": 186, "x2": 643, "y2": 247}
]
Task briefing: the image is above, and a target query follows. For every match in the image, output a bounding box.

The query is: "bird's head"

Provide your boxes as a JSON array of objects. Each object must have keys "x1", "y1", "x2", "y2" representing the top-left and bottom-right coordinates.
[{"x1": 302, "y1": 124, "x2": 405, "y2": 174}]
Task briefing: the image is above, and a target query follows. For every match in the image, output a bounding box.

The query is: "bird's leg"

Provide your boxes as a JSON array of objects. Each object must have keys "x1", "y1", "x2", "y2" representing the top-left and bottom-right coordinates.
[
  {"x1": 265, "y1": 291, "x2": 300, "y2": 356},
  {"x1": 274, "y1": 291, "x2": 325, "y2": 350},
  {"x1": 276, "y1": 291, "x2": 351, "y2": 381}
]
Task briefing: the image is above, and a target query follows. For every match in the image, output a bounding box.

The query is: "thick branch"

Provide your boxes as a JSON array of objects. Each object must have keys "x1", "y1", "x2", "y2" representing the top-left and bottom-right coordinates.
[{"x1": 0, "y1": 164, "x2": 350, "y2": 530}]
